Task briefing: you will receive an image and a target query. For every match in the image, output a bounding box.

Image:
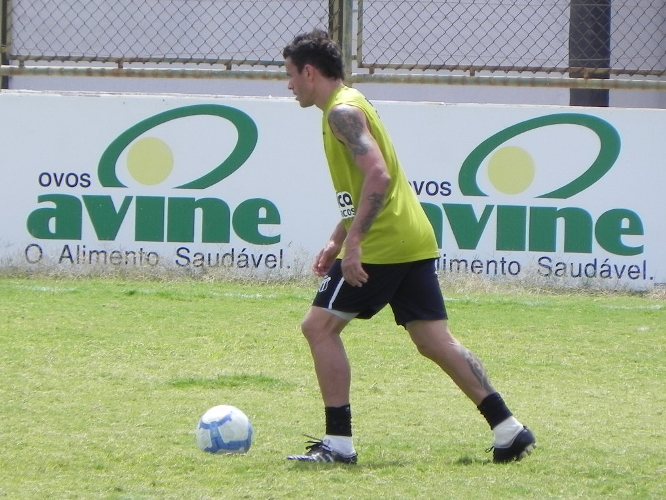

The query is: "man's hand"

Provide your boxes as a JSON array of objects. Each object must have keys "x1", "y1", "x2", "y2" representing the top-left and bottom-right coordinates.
[
  {"x1": 341, "y1": 245, "x2": 368, "y2": 287},
  {"x1": 312, "y1": 241, "x2": 341, "y2": 277}
]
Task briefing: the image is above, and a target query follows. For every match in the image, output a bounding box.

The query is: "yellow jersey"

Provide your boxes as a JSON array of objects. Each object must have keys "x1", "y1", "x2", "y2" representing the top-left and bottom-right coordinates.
[{"x1": 322, "y1": 86, "x2": 439, "y2": 264}]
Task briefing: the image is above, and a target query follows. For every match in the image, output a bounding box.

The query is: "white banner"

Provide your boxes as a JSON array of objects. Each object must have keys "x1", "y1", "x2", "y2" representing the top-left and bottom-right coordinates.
[{"x1": 0, "y1": 92, "x2": 664, "y2": 289}]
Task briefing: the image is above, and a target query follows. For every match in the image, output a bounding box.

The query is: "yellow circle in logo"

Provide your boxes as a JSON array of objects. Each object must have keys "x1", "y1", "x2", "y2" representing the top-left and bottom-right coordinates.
[
  {"x1": 127, "y1": 137, "x2": 174, "y2": 185},
  {"x1": 487, "y1": 146, "x2": 535, "y2": 194}
]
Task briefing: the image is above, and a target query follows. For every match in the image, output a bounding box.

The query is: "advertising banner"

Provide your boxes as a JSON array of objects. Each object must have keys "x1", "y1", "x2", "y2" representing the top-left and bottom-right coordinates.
[{"x1": 0, "y1": 92, "x2": 663, "y2": 289}]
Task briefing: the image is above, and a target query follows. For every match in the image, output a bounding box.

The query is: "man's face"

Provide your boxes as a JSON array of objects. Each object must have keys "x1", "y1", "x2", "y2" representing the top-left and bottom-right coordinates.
[{"x1": 285, "y1": 58, "x2": 314, "y2": 108}]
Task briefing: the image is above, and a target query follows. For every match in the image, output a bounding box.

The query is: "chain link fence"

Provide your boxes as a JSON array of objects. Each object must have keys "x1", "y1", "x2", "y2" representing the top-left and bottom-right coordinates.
[
  {"x1": 4, "y1": 0, "x2": 330, "y2": 66},
  {"x1": 359, "y1": 0, "x2": 663, "y2": 77},
  {"x1": 1, "y1": 0, "x2": 664, "y2": 90}
]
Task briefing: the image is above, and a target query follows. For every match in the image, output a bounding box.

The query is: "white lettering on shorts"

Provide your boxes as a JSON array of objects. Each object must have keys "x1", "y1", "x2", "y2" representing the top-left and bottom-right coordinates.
[{"x1": 319, "y1": 276, "x2": 331, "y2": 293}]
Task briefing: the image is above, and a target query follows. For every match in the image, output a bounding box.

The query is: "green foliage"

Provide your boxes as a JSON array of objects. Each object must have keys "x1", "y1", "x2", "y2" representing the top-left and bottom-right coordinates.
[{"x1": 0, "y1": 277, "x2": 664, "y2": 499}]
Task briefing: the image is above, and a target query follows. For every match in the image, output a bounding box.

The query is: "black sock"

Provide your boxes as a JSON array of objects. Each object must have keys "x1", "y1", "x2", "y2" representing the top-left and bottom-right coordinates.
[
  {"x1": 477, "y1": 392, "x2": 512, "y2": 429},
  {"x1": 325, "y1": 405, "x2": 352, "y2": 437}
]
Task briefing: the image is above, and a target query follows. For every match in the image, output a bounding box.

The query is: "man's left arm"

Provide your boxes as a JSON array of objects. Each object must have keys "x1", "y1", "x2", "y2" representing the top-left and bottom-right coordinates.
[{"x1": 328, "y1": 104, "x2": 391, "y2": 287}]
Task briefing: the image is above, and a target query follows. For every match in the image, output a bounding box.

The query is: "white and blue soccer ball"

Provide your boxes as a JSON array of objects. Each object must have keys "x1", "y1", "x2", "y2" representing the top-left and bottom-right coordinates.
[{"x1": 196, "y1": 405, "x2": 254, "y2": 454}]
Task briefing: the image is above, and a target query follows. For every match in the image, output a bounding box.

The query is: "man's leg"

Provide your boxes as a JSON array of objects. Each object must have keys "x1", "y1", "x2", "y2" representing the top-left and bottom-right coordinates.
[
  {"x1": 287, "y1": 306, "x2": 358, "y2": 463},
  {"x1": 406, "y1": 319, "x2": 536, "y2": 462},
  {"x1": 406, "y1": 319, "x2": 493, "y2": 404},
  {"x1": 301, "y1": 306, "x2": 351, "y2": 407}
]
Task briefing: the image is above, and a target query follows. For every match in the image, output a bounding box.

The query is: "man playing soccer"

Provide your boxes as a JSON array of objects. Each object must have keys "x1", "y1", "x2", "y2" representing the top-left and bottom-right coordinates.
[{"x1": 282, "y1": 29, "x2": 536, "y2": 464}]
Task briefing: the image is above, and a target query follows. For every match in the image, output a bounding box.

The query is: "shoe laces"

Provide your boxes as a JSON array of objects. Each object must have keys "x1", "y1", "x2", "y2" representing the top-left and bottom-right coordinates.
[{"x1": 303, "y1": 435, "x2": 332, "y2": 455}]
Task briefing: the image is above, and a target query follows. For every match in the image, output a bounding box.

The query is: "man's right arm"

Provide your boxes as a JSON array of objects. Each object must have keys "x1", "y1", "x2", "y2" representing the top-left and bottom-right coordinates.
[{"x1": 313, "y1": 221, "x2": 347, "y2": 277}]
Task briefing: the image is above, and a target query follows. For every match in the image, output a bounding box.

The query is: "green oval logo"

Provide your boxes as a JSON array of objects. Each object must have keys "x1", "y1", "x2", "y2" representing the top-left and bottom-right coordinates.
[
  {"x1": 459, "y1": 114, "x2": 621, "y2": 199},
  {"x1": 98, "y1": 104, "x2": 258, "y2": 189}
]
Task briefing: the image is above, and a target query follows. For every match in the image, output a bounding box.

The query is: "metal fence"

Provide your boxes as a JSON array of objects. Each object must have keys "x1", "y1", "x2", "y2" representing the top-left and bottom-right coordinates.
[{"x1": 1, "y1": 0, "x2": 664, "y2": 90}]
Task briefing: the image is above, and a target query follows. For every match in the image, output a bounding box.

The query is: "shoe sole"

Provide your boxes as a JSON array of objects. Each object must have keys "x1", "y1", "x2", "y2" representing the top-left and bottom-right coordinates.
[
  {"x1": 516, "y1": 442, "x2": 536, "y2": 461},
  {"x1": 287, "y1": 457, "x2": 357, "y2": 465}
]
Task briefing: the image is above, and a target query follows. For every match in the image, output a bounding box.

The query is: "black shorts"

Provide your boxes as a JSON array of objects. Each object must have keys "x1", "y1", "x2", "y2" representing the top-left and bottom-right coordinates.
[{"x1": 312, "y1": 258, "x2": 447, "y2": 327}]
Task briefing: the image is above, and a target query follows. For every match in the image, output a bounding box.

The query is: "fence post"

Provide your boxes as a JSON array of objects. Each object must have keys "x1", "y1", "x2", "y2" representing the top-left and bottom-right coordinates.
[
  {"x1": 329, "y1": 0, "x2": 353, "y2": 82},
  {"x1": 329, "y1": 0, "x2": 343, "y2": 45},
  {"x1": 569, "y1": 0, "x2": 611, "y2": 106},
  {"x1": 1, "y1": 0, "x2": 9, "y2": 89},
  {"x1": 341, "y1": 0, "x2": 353, "y2": 82}
]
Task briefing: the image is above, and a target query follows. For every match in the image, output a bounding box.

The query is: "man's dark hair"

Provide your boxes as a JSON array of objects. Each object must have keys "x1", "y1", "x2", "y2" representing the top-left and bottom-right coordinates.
[{"x1": 283, "y1": 29, "x2": 344, "y2": 80}]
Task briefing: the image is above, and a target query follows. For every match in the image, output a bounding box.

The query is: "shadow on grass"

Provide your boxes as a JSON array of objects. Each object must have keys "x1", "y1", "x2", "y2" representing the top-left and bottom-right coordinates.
[
  {"x1": 453, "y1": 455, "x2": 492, "y2": 465},
  {"x1": 283, "y1": 454, "x2": 492, "y2": 471}
]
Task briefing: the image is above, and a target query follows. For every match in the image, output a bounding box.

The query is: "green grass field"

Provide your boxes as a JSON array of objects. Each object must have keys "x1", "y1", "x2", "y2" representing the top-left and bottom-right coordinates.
[{"x1": 1, "y1": 275, "x2": 664, "y2": 499}]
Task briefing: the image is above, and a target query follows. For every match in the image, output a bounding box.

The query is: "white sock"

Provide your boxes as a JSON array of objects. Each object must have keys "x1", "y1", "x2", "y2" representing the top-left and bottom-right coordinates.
[
  {"x1": 493, "y1": 417, "x2": 523, "y2": 447},
  {"x1": 323, "y1": 435, "x2": 356, "y2": 456}
]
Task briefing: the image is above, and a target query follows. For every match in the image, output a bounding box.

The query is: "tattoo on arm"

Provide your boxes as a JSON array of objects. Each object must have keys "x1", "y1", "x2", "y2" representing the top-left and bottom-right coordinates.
[
  {"x1": 329, "y1": 106, "x2": 387, "y2": 235},
  {"x1": 328, "y1": 107, "x2": 370, "y2": 157},
  {"x1": 359, "y1": 192, "x2": 385, "y2": 233},
  {"x1": 462, "y1": 348, "x2": 495, "y2": 393}
]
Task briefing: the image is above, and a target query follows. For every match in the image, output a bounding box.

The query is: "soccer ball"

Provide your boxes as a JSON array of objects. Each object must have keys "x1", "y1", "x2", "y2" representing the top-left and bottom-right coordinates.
[{"x1": 195, "y1": 405, "x2": 254, "y2": 454}]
